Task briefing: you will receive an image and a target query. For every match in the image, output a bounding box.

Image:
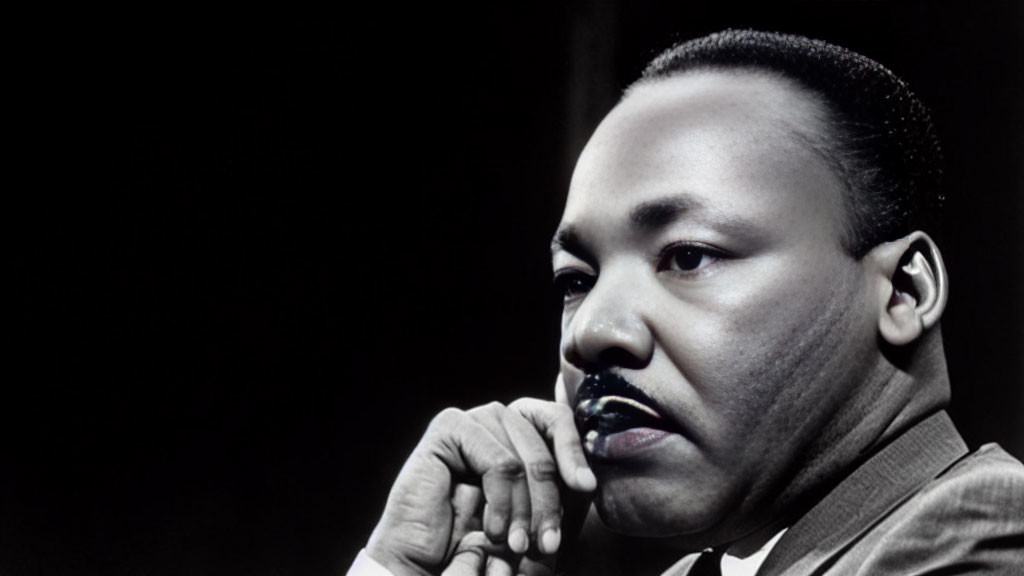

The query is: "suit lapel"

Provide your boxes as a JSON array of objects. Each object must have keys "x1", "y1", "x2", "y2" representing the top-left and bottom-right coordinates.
[{"x1": 755, "y1": 411, "x2": 967, "y2": 576}]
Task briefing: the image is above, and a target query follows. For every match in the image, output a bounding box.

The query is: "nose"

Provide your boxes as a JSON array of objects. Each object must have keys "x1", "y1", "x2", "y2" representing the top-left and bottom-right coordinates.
[{"x1": 560, "y1": 275, "x2": 654, "y2": 371}]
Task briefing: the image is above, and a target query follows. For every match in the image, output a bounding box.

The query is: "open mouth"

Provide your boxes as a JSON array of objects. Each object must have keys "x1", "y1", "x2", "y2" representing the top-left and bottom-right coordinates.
[
  {"x1": 576, "y1": 394, "x2": 665, "y2": 435},
  {"x1": 574, "y1": 372, "x2": 678, "y2": 459}
]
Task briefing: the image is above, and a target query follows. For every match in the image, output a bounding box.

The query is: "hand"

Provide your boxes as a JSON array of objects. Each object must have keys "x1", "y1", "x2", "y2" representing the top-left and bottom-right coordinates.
[{"x1": 365, "y1": 386, "x2": 596, "y2": 575}]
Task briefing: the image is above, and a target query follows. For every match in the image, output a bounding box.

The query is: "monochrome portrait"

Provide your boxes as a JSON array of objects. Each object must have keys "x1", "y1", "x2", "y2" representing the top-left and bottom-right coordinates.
[{"x1": 7, "y1": 3, "x2": 1022, "y2": 575}]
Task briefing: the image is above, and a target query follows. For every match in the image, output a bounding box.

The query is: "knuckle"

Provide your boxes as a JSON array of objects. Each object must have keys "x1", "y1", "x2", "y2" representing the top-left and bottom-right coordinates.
[
  {"x1": 492, "y1": 457, "x2": 525, "y2": 479},
  {"x1": 508, "y1": 397, "x2": 533, "y2": 411},
  {"x1": 468, "y1": 401, "x2": 505, "y2": 418},
  {"x1": 429, "y1": 407, "x2": 465, "y2": 431},
  {"x1": 526, "y1": 460, "x2": 559, "y2": 483}
]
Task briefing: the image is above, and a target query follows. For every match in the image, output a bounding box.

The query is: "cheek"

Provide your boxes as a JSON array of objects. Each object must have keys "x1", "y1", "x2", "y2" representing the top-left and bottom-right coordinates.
[
  {"x1": 657, "y1": 256, "x2": 867, "y2": 423},
  {"x1": 558, "y1": 350, "x2": 585, "y2": 404}
]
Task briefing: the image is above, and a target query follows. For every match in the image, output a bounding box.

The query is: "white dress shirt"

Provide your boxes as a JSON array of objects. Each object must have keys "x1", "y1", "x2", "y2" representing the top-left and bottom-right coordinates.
[{"x1": 719, "y1": 528, "x2": 787, "y2": 576}]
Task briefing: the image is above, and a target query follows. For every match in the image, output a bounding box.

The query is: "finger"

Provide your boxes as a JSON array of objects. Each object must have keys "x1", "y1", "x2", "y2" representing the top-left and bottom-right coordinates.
[
  {"x1": 427, "y1": 408, "x2": 524, "y2": 548},
  {"x1": 500, "y1": 408, "x2": 565, "y2": 554},
  {"x1": 467, "y1": 403, "x2": 531, "y2": 554},
  {"x1": 451, "y1": 483, "x2": 484, "y2": 548},
  {"x1": 508, "y1": 398, "x2": 597, "y2": 493},
  {"x1": 485, "y1": 555, "x2": 514, "y2": 576},
  {"x1": 481, "y1": 468, "x2": 527, "y2": 551},
  {"x1": 442, "y1": 530, "x2": 495, "y2": 576},
  {"x1": 442, "y1": 549, "x2": 485, "y2": 576}
]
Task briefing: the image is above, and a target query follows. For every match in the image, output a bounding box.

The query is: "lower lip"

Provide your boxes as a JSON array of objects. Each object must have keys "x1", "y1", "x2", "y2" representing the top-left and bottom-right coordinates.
[{"x1": 584, "y1": 427, "x2": 673, "y2": 460}]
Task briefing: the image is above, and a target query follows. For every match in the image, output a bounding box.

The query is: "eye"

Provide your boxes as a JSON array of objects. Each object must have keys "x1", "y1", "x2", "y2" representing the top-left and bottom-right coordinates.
[
  {"x1": 658, "y1": 243, "x2": 726, "y2": 274},
  {"x1": 553, "y1": 269, "x2": 595, "y2": 303}
]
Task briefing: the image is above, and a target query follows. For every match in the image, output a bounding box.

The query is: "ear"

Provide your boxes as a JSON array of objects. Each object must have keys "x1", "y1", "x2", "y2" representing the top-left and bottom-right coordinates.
[{"x1": 866, "y1": 231, "x2": 948, "y2": 346}]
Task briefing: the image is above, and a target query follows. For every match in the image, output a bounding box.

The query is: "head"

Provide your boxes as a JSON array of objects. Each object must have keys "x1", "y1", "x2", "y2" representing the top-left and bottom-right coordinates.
[{"x1": 552, "y1": 31, "x2": 950, "y2": 549}]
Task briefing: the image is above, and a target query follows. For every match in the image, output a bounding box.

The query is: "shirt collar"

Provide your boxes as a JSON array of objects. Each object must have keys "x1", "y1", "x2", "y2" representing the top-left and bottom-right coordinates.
[{"x1": 719, "y1": 528, "x2": 788, "y2": 576}]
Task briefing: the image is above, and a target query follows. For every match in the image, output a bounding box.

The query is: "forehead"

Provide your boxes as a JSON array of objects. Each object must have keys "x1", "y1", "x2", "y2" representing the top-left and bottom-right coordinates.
[{"x1": 559, "y1": 70, "x2": 846, "y2": 246}]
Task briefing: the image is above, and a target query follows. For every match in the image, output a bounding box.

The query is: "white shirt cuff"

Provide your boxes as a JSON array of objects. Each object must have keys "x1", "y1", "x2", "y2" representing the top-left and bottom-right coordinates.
[{"x1": 346, "y1": 549, "x2": 395, "y2": 576}]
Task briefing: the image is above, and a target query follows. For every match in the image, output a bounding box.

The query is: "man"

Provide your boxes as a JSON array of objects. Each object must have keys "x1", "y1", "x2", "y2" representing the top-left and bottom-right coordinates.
[{"x1": 348, "y1": 30, "x2": 1024, "y2": 575}]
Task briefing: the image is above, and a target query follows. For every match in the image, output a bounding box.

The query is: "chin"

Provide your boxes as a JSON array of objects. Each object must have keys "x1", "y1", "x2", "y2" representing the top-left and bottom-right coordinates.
[{"x1": 592, "y1": 470, "x2": 733, "y2": 539}]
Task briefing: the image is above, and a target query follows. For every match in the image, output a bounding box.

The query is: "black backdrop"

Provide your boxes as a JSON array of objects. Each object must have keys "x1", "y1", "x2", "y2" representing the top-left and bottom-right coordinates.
[{"x1": 7, "y1": 3, "x2": 1022, "y2": 575}]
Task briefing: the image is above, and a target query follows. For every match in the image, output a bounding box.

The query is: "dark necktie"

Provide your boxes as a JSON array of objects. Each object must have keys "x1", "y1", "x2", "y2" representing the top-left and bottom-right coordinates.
[{"x1": 688, "y1": 548, "x2": 724, "y2": 576}]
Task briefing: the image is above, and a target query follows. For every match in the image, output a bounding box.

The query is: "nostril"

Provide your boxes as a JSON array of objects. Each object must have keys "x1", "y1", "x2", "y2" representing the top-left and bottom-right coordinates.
[{"x1": 598, "y1": 346, "x2": 647, "y2": 370}]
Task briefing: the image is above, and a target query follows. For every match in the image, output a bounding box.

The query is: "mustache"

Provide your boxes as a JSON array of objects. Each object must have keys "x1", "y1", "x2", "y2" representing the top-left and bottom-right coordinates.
[
  {"x1": 574, "y1": 371, "x2": 663, "y2": 412},
  {"x1": 574, "y1": 371, "x2": 686, "y2": 438}
]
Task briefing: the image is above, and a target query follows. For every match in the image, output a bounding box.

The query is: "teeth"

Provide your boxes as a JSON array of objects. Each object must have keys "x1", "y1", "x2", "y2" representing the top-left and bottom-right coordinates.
[
  {"x1": 577, "y1": 394, "x2": 665, "y2": 443},
  {"x1": 593, "y1": 395, "x2": 661, "y2": 420},
  {"x1": 584, "y1": 430, "x2": 599, "y2": 454},
  {"x1": 577, "y1": 398, "x2": 595, "y2": 414}
]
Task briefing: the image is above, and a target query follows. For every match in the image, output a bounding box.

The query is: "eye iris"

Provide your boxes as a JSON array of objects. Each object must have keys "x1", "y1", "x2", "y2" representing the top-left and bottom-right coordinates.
[
  {"x1": 566, "y1": 277, "x2": 588, "y2": 297},
  {"x1": 673, "y1": 248, "x2": 704, "y2": 271},
  {"x1": 554, "y1": 273, "x2": 593, "y2": 301}
]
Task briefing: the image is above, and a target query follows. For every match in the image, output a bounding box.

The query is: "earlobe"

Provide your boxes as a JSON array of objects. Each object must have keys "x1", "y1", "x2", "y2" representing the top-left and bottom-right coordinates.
[{"x1": 871, "y1": 231, "x2": 948, "y2": 347}]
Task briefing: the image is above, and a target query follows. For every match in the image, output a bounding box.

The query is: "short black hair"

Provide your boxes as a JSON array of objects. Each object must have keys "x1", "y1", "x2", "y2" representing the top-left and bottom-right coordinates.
[{"x1": 634, "y1": 29, "x2": 944, "y2": 258}]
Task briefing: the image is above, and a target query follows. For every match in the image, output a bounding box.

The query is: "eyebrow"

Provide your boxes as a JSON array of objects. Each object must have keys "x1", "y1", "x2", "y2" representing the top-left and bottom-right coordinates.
[
  {"x1": 551, "y1": 195, "x2": 701, "y2": 256},
  {"x1": 550, "y1": 225, "x2": 591, "y2": 261},
  {"x1": 551, "y1": 193, "x2": 761, "y2": 258},
  {"x1": 630, "y1": 193, "x2": 765, "y2": 240},
  {"x1": 629, "y1": 195, "x2": 701, "y2": 231}
]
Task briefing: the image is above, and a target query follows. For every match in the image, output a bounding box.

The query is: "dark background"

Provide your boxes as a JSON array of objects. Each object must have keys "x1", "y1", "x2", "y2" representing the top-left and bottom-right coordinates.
[{"x1": 7, "y1": 2, "x2": 1022, "y2": 575}]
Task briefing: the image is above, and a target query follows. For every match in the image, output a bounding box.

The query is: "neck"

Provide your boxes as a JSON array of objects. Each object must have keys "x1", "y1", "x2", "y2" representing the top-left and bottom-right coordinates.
[
  {"x1": 863, "y1": 327, "x2": 951, "y2": 452},
  {"x1": 730, "y1": 328, "x2": 952, "y2": 556}
]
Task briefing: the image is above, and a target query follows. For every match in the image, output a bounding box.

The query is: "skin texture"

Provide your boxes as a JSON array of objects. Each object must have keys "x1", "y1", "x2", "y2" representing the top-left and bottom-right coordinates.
[
  {"x1": 553, "y1": 70, "x2": 939, "y2": 550},
  {"x1": 366, "y1": 399, "x2": 596, "y2": 576},
  {"x1": 364, "y1": 69, "x2": 950, "y2": 574}
]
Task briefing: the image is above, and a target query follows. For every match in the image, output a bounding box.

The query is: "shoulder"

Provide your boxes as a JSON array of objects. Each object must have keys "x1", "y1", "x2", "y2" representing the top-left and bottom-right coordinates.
[
  {"x1": 857, "y1": 444, "x2": 1024, "y2": 573},
  {"x1": 915, "y1": 443, "x2": 1024, "y2": 510}
]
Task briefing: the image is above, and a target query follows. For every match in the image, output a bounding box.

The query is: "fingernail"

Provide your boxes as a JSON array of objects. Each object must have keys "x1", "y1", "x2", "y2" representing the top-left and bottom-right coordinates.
[
  {"x1": 541, "y1": 527, "x2": 561, "y2": 554},
  {"x1": 576, "y1": 467, "x2": 597, "y2": 491},
  {"x1": 508, "y1": 526, "x2": 529, "y2": 554}
]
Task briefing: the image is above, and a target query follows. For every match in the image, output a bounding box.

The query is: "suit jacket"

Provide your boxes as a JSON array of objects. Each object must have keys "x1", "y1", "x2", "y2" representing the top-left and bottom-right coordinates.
[{"x1": 664, "y1": 411, "x2": 1024, "y2": 575}]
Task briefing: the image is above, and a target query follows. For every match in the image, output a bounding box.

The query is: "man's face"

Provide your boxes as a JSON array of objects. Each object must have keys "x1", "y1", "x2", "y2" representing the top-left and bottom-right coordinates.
[{"x1": 553, "y1": 71, "x2": 884, "y2": 544}]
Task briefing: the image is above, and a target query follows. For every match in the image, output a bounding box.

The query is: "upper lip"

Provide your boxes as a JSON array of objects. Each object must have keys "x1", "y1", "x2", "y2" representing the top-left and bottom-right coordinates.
[{"x1": 574, "y1": 372, "x2": 677, "y2": 435}]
